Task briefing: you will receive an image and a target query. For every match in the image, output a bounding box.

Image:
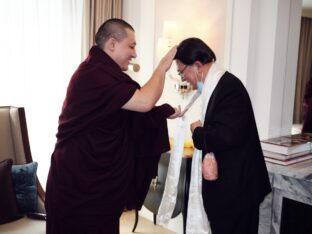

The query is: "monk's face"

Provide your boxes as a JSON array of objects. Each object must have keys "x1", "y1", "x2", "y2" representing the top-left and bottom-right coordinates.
[{"x1": 113, "y1": 29, "x2": 137, "y2": 71}]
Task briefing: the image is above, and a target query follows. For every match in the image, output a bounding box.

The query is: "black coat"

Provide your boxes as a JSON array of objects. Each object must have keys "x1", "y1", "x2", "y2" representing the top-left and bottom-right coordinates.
[{"x1": 192, "y1": 72, "x2": 271, "y2": 219}]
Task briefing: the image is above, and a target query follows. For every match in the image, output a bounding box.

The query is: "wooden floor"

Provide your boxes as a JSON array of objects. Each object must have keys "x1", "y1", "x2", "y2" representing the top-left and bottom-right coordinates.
[
  {"x1": 120, "y1": 210, "x2": 176, "y2": 234},
  {"x1": 0, "y1": 210, "x2": 175, "y2": 234}
]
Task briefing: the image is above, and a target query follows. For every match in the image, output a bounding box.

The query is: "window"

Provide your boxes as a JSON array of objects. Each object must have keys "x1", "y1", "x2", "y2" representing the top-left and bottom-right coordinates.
[{"x1": 0, "y1": 0, "x2": 83, "y2": 187}]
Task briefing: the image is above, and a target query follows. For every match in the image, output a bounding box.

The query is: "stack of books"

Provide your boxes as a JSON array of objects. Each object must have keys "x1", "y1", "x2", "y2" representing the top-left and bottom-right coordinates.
[{"x1": 261, "y1": 133, "x2": 312, "y2": 165}]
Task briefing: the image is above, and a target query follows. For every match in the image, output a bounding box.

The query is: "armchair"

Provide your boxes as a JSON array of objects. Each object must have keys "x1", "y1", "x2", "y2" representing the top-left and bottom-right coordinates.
[{"x1": 0, "y1": 106, "x2": 45, "y2": 233}]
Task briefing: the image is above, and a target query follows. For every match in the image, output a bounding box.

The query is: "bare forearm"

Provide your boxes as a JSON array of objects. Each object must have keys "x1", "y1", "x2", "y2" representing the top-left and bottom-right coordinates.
[
  {"x1": 140, "y1": 67, "x2": 166, "y2": 106},
  {"x1": 123, "y1": 68, "x2": 165, "y2": 112},
  {"x1": 122, "y1": 46, "x2": 177, "y2": 112}
]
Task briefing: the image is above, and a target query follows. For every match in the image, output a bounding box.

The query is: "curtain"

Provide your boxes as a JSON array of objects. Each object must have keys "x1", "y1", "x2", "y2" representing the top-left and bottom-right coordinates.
[
  {"x1": 293, "y1": 17, "x2": 312, "y2": 124},
  {"x1": 0, "y1": 0, "x2": 83, "y2": 187},
  {"x1": 81, "y1": 0, "x2": 123, "y2": 59}
]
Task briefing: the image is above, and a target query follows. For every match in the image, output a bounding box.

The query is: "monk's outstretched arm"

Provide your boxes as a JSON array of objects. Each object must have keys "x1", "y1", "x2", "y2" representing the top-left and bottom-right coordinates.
[{"x1": 122, "y1": 46, "x2": 177, "y2": 112}]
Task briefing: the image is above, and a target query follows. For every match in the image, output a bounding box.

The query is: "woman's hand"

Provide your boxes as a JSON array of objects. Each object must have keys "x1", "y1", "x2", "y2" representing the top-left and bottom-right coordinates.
[{"x1": 190, "y1": 120, "x2": 202, "y2": 133}]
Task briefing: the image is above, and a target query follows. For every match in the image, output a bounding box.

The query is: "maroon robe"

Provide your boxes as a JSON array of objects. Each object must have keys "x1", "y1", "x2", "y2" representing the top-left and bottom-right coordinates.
[{"x1": 45, "y1": 46, "x2": 174, "y2": 233}]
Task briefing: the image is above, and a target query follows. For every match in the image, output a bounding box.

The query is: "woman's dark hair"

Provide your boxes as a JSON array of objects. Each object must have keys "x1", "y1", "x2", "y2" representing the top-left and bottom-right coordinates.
[{"x1": 174, "y1": 38, "x2": 216, "y2": 65}]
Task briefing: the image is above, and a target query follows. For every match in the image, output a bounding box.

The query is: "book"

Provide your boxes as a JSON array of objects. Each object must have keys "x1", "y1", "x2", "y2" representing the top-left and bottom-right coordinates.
[
  {"x1": 261, "y1": 133, "x2": 312, "y2": 155},
  {"x1": 262, "y1": 149, "x2": 311, "y2": 160},
  {"x1": 264, "y1": 153, "x2": 312, "y2": 166}
]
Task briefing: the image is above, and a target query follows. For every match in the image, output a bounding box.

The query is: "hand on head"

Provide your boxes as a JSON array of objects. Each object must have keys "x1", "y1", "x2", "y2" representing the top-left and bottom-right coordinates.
[{"x1": 158, "y1": 46, "x2": 177, "y2": 73}]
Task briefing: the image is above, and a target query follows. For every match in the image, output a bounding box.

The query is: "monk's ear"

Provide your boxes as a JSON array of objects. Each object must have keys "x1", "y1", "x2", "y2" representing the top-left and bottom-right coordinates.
[{"x1": 105, "y1": 37, "x2": 116, "y2": 52}]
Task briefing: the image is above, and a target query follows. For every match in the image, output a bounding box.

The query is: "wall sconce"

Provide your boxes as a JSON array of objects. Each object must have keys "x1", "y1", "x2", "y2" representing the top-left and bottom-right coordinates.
[
  {"x1": 157, "y1": 21, "x2": 193, "y2": 97},
  {"x1": 163, "y1": 21, "x2": 178, "y2": 47},
  {"x1": 157, "y1": 21, "x2": 178, "y2": 59},
  {"x1": 157, "y1": 21, "x2": 192, "y2": 98}
]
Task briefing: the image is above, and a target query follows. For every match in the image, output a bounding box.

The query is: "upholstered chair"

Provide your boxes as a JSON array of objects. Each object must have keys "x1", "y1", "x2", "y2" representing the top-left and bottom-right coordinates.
[{"x1": 0, "y1": 106, "x2": 45, "y2": 234}]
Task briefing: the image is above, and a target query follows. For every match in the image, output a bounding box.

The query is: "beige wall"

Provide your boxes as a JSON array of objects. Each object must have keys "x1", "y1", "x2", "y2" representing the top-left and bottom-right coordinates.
[{"x1": 123, "y1": 0, "x2": 303, "y2": 233}]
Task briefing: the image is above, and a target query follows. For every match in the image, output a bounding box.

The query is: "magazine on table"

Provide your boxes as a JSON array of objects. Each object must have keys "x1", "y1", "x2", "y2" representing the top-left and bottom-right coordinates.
[
  {"x1": 264, "y1": 153, "x2": 312, "y2": 166},
  {"x1": 261, "y1": 133, "x2": 312, "y2": 155}
]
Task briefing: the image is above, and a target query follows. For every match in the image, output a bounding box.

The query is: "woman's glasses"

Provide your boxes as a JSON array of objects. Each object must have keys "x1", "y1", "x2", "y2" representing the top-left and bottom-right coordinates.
[{"x1": 178, "y1": 65, "x2": 188, "y2": 79}]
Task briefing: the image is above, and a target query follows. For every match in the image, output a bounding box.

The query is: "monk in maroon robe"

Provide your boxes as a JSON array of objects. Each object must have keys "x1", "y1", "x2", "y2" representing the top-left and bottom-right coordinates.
[{"x1": 45, "y1": 19, "x2": 180, "y2": 234}]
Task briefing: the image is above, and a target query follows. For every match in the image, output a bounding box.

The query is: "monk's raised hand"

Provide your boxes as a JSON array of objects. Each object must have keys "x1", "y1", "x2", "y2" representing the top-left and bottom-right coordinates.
[{"x1": 158, "y1": 46, "x2": 177, "y2": 72}]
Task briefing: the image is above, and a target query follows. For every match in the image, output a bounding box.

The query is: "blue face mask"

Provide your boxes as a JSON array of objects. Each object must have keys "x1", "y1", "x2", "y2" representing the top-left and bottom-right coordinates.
[{"x1": 197, "y1": 81, "x2": 204, "y2": 93}]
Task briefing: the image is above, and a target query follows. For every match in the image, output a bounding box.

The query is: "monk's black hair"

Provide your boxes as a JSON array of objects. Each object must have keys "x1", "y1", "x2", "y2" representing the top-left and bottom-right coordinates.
[{"x1": 95, "y1": 18, "x2": 134, "y2": 48}]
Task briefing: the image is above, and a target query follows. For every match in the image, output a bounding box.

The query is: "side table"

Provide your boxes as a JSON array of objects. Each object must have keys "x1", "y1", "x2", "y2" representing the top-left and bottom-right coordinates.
[{"x1": 132, "y1": 150, "x2": 193, "y2": 233}]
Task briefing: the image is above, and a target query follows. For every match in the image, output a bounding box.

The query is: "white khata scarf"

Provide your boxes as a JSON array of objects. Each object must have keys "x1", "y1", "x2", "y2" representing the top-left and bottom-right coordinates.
[{"x1": 157, "y1": 63, "x2": 225, "y2": 234}]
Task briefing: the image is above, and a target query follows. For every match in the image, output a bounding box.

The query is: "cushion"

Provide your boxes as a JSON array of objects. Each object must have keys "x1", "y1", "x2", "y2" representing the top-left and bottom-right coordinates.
[
  {"x1": 0, "y1": 159, "x2": 23, "y2": 224},
  {"x1": 11, "y1": 161, "x2": 38, "y2": 213}
]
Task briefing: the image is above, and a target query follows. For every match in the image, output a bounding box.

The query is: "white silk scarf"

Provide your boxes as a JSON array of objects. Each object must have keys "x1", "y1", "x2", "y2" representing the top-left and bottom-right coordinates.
[
  {"x1": 157, "y1": 63, "x2": 225, "y2": 234},
  {"x1": 157, "y1": 116, "x2": 187, "y2": 225}
]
